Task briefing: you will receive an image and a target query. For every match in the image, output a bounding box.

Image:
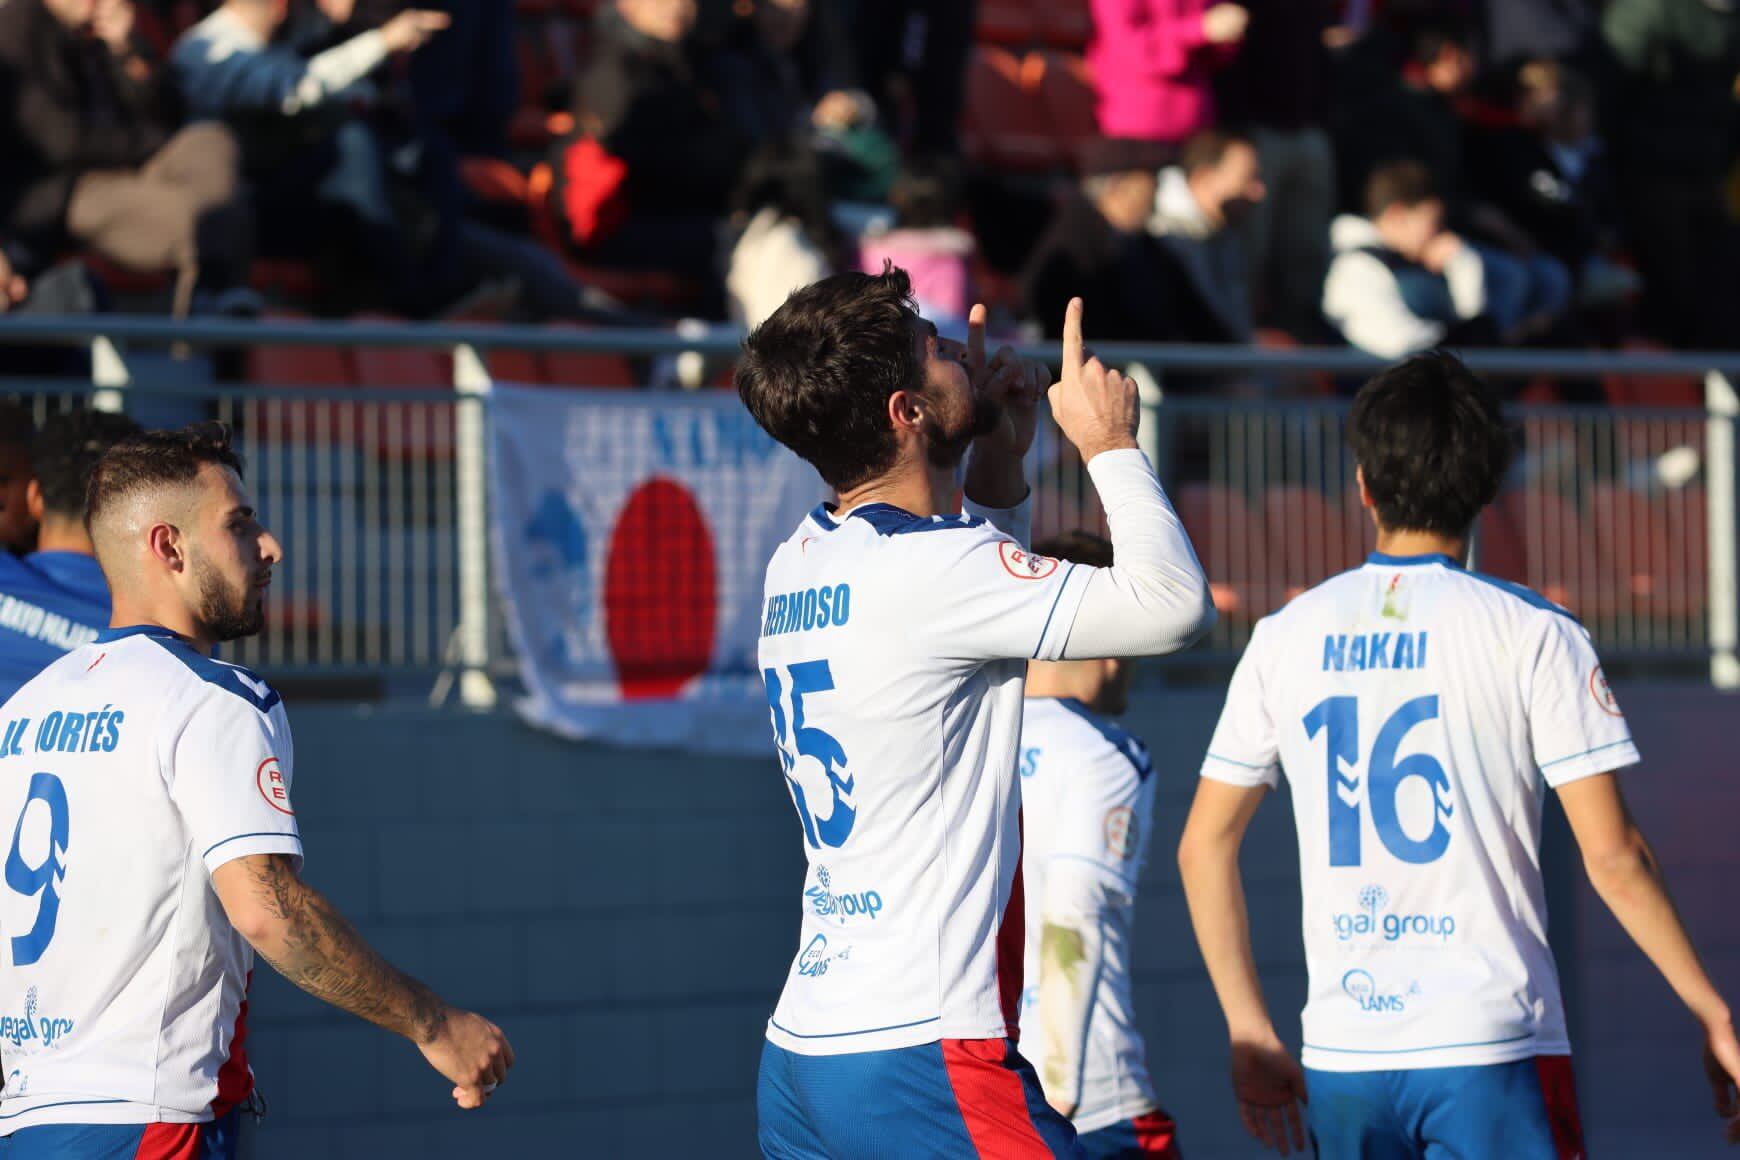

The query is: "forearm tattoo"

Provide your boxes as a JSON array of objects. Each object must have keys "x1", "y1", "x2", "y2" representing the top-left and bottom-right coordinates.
[{"x1": 241, "y1": 855, "x2": 448, "y2": 1043}]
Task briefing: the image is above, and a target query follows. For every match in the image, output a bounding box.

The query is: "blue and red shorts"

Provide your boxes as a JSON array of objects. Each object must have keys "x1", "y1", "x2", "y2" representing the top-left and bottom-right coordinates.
[
  {"x1": 1305, "y1": 1055, "x2": 1585, "y2": 1159},
  {"x1": 0, "y1": 1109, "x2": 240, "y2": 1160},
  {"x1": 758, "y1": 1036, "x2": 1082, "y2": 1158},
  {"x1": 1077, "y1": 1109, "x2": 1181, "y2": 1159}
]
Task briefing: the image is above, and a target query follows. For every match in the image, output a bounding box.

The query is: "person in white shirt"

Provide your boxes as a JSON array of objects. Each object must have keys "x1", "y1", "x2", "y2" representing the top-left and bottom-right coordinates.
[
  {"x1": 1177, "y1": 352, "x2": 1740, "y2": 1156},
  {"x1": 737, "y1": 268, "x2": 1215, "y2": 1159},
  {"x1": 0, "y1": 425, "x2": 511, "y2": 1159},
  {"x1": 1019, "y1": 531, "x2": 1180, "y2": 1159}
]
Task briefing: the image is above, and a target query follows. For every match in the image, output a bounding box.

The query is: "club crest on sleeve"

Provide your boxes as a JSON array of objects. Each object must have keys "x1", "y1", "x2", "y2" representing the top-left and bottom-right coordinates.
[
  {"x1": 256, "y1": 757, "x2": 293, "y2": 815},
  {"x1": 1589, "y1": 666, "x2": 1622, "y2": 717},
  {"x1": 998, "y1": 542, "x2": 1059, "y2": 581},
  {"x1": 1104, "y1": 805, "x2": 1138, "y2": 859}
]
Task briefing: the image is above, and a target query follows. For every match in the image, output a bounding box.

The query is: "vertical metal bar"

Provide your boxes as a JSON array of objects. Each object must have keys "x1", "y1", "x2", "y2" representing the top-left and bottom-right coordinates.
[
  {"x1": 90, "y1": 337, "x2": 128, "y2": 413},
  {"x1": 364, "y1": 402, "x2": 382, "y2": 665},
  {"x1": 1705, "y1": 372, "x2": 1739, "y2": 687},
  {"x1": 314, "y1": 400, "x2": 333, "y2": 666},
  {"x1": 453, "y1": 344, "x2": 498, "y2": 707},
  {"x1": 387, "y1": 403, "x2": 405, "y2": 667},
  {"x1": 410, "y1": 402, "x2": 431, "y2": 664},
  {"x1": 340, "y1": 400, "x2": 358, "y2": 666}
]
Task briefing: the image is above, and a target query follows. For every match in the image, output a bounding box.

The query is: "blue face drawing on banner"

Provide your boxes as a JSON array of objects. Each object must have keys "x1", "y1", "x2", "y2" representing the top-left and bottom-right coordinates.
[{"x1": 523, "y1": 491, "x2": 590, "y2": 667}]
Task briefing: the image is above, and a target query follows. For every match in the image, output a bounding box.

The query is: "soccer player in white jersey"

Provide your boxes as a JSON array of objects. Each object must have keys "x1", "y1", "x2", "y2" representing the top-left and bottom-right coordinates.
[
  {"x1": 0, "y1": 426, "x2": 512, "y2": 1159},
  {"x1": 737, "y1": 268, "x2": 1216, "y2": 1158},
  {"x1": 1177, "y1": 353, "x2": 1740, "y2": 1157},
  {"x1": 1019, "y1": 530, "x2": 1181, "y2": 1159}
]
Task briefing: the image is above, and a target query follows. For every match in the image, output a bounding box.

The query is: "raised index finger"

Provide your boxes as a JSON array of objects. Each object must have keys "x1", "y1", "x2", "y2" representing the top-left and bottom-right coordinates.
[
  {"x1": 967, "y1": 303, "x2": 988, "y2": 372},
  {"x1": 1062, "y1": 297, "x2": 1084, "y2": 374}
]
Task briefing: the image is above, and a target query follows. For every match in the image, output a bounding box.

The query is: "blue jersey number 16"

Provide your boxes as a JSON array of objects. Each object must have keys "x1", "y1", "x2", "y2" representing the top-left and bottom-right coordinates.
[
  {"x1": 763, "y1": 661, "x2": 855, "y2": 849},
  {"x1": 6, "y1": 772, "x2": 70, "y2": 966},
  {"x1": 1304, "y1": 696, "x2": 1452, "y2": 867}
]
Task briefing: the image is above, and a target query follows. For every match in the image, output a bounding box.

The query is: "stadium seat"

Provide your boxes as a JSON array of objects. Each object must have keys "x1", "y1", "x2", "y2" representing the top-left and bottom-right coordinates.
[
  {"x1": 1175, "y1": 483, "x2": 1266, "y2": 618},
  {"x1": 962, "y1": 47, "x2": 1057, "y2": 171},
  {"x1": 1601, "y1": 340, "x2": 1704, "y2": 407},
  {"x1": 976, "y1": 0, "x2": 1039, "y2": 46},
  {"x1": 1589, "y1": 484, "x2": 1707, "y2": 620},
  {"x1": 487, "y1": 348, "x2": 545, "y2": 385},
  {"x1": 1038, "y1": 0, "x2": 1095, "y2": 49},
  {"x1": 351, "y1": 319, "x2": 457, "y2": 461},
  {"x1": 1472, "y1": 497, "x2": 1528, "y2": 584},
  {"x1": 1498, "y1": 488, "x2": 1606, "y2": 618},
  {"x1": 1033, "y1": 51, "x2": 1098, "y2": 169},
  {"x1": 1263, "y1": 485, "x2": 1358, "y2": 599},
  {"x1": 542, "y1": 324, "x2": 639, "y2": 388},
  {"x1": 246, "y1": 314, "x2": 356, "y2": 448}
]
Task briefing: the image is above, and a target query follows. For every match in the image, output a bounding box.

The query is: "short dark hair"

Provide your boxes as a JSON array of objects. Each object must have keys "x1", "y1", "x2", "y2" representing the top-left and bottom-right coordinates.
[
  {"x1": 0, "y1": 402, "x2": 34, "y2": 453},
  {"x1": 32, "y1": 410, "x2": 142, "y2": 520},
  {"x1": 1033, "y1": 530, "x2": 1113, "y2": 570},
  {"x1": 737, "y1": 267, "x2": 925, "y2": 491},
  {"x1": 1347, "y1": 352, "x2": 1512, "y2": 537},
  {"x1": 1408, "y1": 14, "x2": 1471, "y2": 68},
  {"x1": 1364, "y1": 160, "x2": 1438, "y2": 219},
  {"x1": 86, "y1": 422, "x2": 245, "y2": 531},
  {"x1": 1178, "y1": 129, "x2": 1252, "y2": 176}
]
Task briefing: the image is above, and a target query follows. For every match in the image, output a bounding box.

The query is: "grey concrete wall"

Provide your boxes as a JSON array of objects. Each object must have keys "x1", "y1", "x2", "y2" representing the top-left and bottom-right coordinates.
[{"x1": 244, "y1": 685, "x2": 1737, "y2": 1159}]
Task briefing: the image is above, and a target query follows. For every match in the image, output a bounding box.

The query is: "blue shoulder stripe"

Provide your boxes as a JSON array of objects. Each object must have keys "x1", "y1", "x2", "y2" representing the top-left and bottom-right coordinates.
[
  {"x1": 1460, "y1": 570, "x2": 1582, "y2": 625},
  {"x1": 147, "y1": 637, "x2": 282, "y2": 714},
  {"x1": 1052, "y1": 697, "x2": 1154, "y2": 782}
]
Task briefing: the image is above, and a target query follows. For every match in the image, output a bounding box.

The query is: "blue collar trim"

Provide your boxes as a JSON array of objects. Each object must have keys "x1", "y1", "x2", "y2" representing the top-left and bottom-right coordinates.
[
  {"x1": 94, "y1": 625, "x2": 184, "y2": 645},
  {"x1": 1366, "y1": 552, "x2": 1460, "y2": 569}
]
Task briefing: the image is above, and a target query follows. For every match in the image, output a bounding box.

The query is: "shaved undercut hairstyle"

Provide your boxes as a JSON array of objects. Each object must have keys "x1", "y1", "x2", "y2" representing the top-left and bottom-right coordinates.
[{"x1": 85, "y1": 422, "x2": 245, "y2": 533}]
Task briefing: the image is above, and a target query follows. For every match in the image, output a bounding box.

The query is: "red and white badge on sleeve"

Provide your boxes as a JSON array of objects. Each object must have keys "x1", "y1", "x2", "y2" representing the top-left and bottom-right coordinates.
[
  {"x1": 256, "y1": 757, "x2": 293, "y2": 815},
  {"x1": 998, "y1": 541, "x2": 1060, "y2": 581}
]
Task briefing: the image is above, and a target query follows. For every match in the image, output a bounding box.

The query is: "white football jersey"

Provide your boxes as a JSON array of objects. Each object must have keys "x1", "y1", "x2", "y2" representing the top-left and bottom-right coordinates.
[
  {"x1": 1018, "y1": 697, "x2": 1159, "y2": 1134},
  {"x1": 758, "y1": 498, "x2": 1095, "y2": 1055},
  {"x1": 0, "y1": 625, "x2": 300, "y2": 1131},
  {"x1": 1201, "y1": 552, "x2": 1637, "y2": 1072}
]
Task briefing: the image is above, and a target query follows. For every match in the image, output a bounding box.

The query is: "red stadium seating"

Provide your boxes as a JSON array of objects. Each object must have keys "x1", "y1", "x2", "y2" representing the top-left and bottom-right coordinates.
[
  {"x1": 1033, "y1": 51, "x2": 1098, "y2": 169},
  {"x1": 1038, "y1": 0, "x2": 1095, "y2": 50},
  {"x1": 1263, "y1": 485, "x2": 1360, "y2": 599},
  {"x1": 1601, "y1": 340, "x2": 1704, "y2": 407},
  {"x1": 976, "y1": 0, "x2": 1039, "y2": 46},
  {"x1": 962, "y1": 47, "x2": 1058, "y2": 171},
  {"x1": 351, "y1": 319, "x2": 457, "y2": 461},
  {"x1": 487, "y1": 348, "x2": 546, "y2": 385},
  {"x1": 1472, "y1": 496, "x2": 1528, "y2": 584},
  {"x1": 246, "y1": 314, "x2": 356, "y2": 447},
  {"x1": 1175, "y1": 483, "x2": 1266, "y2": 618},
  {"x1": 1498, "y1": 487, "x2": 1606, "y2": 618},
  {"x1": 542, "y1": 324, "x2": 639, "y2": 388},
  {"x1": 1589, "y1": 484, "x2": 1707, "y2": 620}
]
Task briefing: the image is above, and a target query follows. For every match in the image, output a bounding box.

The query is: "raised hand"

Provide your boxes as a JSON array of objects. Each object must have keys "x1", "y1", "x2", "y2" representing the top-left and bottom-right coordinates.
[
  {"x1": 1047, "y1": 298, "x2": 1140, "y2": 463},
  {"x1": 968, "y1": 303, "x2": 1045, "y2": 462},
  {"x1": 382, "y1": 8, "x2": 452, "y2": 54}
]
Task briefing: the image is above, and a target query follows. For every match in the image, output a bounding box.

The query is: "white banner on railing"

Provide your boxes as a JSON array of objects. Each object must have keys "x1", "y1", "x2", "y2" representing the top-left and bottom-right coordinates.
[{"x1": 489, "y1": 385, "x2": 824, "y2": 754}]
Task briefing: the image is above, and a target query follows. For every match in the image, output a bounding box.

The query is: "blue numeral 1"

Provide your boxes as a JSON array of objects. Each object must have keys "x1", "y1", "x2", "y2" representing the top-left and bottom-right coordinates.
[
  {"x1": 1304, "y1": 696, "x2": 1361, "y2": 866},
  {"x1": 6, "y1": 772, "x2": 69, "y2": 966}
]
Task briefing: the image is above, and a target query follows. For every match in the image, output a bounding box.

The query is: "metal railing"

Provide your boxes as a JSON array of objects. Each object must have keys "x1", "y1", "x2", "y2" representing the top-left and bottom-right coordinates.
[{"x1": 1, "y1": 316, "x2": 1735, "y2": 694}]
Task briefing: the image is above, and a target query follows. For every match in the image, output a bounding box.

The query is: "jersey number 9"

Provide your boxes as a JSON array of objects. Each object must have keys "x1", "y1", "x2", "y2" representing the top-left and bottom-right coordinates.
[{"x1": 6, "y1": 772, "x2": 70, "y2": 966}]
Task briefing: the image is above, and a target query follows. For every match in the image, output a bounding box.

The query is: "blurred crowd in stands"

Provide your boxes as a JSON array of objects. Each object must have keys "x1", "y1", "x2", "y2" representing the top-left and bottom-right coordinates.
[{"x1": 0, "y1": 0, "x2": 1737, "y2": 386}]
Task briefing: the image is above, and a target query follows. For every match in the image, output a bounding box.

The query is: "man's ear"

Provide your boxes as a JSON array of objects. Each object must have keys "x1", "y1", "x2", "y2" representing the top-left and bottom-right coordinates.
[
  {"x1": 25, "y1": 479, "x2": 43, "y2": 523},
  {"x1": 887, "y1": 389, "x2": 927, "y2": 438},
  {"x1": 146, "y1": 522, "x2": 184, "y2": 572},
  {"x1": 1356, "y1": 465, "x2": 1373, "y2": 510}
]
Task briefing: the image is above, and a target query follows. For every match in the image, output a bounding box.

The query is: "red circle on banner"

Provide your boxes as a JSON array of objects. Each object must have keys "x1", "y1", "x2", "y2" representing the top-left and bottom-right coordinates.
[{"x1": 604, "y1": 477, "x2": 718, "y2": 700}]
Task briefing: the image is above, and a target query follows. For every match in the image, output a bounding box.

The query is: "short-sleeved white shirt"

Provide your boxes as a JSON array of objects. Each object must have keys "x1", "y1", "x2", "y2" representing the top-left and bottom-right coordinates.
[
  {"x1": 1201, "y1": 553, "x2": 1637, "y2": 1072},
  {"x1": 0, "y1": 625, "x2": 300, "y2": 1130},
  {"x1": 758, "y1": 499, "x2": 1094, "y2": 1055},
  {"x1": 1018, "y1": 697, "x2": 1159, "y2": 1133}
]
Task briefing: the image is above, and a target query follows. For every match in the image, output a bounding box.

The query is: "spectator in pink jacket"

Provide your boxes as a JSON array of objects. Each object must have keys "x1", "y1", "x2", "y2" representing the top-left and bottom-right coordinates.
[{"x1": 1088, "y1": 0, "x2": 1248, "y2": 144}]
